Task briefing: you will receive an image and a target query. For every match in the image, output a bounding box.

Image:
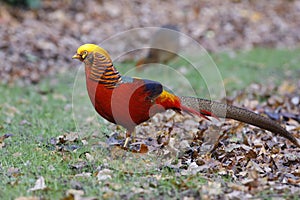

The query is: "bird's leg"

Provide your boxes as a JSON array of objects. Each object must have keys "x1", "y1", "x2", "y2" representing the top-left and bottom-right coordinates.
[
  {"x1": 123, "y1": 130, "x2": 136, "y2": 147},
  {"x1": 124, "y1": 131, "x2": 130, "y2": 147},
  {"x1": 124, "y1": 137, "x2": 130, "y2": 148}
]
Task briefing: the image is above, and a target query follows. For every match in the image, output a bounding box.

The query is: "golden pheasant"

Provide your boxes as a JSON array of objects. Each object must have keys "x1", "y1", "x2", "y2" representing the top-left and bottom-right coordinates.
[{"x1": 73, "y1": 44, "x2": 300, "y2": 148}]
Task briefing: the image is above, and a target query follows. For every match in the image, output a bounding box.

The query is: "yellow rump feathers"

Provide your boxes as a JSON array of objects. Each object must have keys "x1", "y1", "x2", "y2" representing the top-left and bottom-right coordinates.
[{"x1": 158, "y1": 90, "x2": 178, "y2": 104}]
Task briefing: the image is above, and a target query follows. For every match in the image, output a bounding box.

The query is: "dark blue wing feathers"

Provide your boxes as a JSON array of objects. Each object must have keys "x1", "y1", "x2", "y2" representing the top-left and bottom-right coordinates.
[
  {"x1": 122, "y1": 76, "x2": 163, "y2": 100},
  {"x1": 143, "y1": 79, "x2": 163, "y2": 99}
]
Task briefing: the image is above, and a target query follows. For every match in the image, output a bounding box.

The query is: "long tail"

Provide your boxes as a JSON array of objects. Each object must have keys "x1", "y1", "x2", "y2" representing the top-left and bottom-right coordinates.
[
  {"x1": 180, "y1": 105, "x2": 218, "y2": 121},
  {"x1": 180, "y1": 96, "x2": 300, "y2": 148}
]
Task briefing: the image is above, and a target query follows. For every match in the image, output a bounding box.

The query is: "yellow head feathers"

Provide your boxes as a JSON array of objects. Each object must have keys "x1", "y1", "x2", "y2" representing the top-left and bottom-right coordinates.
[{"x1": 72, "y1": 44, "x2": 111, "y2": 62}]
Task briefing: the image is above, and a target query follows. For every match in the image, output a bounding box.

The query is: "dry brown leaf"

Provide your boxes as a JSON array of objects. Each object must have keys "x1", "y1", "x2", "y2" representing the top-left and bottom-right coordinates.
[
  {"x1": 56, "y1": 132, "x2": 80, "y2": 144},
  {"x1": 61, "y1": 189, "x2": 94, "y2": 200},
  {"x1": 0, "y1": 133, "x2": 13, "y2": 149},
  {"x1": 7, "y1": 167, "x2": 20, "y2": 177}
]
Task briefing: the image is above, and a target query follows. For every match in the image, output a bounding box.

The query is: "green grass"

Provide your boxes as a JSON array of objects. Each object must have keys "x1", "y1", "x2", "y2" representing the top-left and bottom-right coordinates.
[
  {"x1": 0, "y1": 48, "x2": 299, "y2": 199},
  {"x1": 212, "y1": 47, "x2": 300, "y2": 91}
]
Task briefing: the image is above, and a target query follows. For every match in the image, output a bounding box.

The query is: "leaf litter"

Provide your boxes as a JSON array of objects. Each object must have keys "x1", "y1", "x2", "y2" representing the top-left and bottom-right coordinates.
[
  {"x1": 1, "y1": 0, "x2": 300, "y2": 85},
  {"x1": 43, "y1": 80, "x2": 300, "y2": 198}
]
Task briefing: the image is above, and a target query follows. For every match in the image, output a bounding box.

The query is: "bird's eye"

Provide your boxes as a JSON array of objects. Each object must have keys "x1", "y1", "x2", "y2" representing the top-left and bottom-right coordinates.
[{"x1": 82, "y1": 50, "x2": 88, "y2": 59}]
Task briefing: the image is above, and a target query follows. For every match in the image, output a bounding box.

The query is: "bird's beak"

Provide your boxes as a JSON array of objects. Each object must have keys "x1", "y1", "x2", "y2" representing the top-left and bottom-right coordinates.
[{"x1": 72, "y1": 54, "x2": 81, "y2": 60}]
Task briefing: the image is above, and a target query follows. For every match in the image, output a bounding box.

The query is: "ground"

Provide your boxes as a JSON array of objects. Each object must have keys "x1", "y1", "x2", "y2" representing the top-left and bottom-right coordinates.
[{"x1": 0, "y1": 1, "x2": 300, "y2": 199}]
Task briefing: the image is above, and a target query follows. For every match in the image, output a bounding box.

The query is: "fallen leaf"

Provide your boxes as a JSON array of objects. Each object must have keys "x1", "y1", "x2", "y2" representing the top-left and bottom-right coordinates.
[
  {"x1": 0, "y1": 133, "x2": 13, "y2": 143},
  {"x1": 96, "y1": 169, "x2": 113, "y2": 182},
  {"x1": 128, "y1": 143, "x2": 149, "y2": 153},
  {"x1": 62, "y1": 189, "x2": 84, "y2": 200},
  {"x1": 69, "y1": 161, "x2": 88, "y2": 170},
  {"x1": 75, "y1": 172, "x2": 92, "y2": 178},
  {"x1": 7, "y1": 167, "x2": 20, "y2": 177},
  {"x1": 58, "y1": 132, "x2": 80, "y2": 144},
  {"x1": 28, "y1": 176, "x2": 47, "y2": 192}
]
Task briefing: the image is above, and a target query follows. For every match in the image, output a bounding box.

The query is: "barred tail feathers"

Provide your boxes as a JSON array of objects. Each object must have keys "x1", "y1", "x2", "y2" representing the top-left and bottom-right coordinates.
[
  {"x1": 181, "y1": 105, "x2": 215, "y2": 121},
  {"x1": 180, "y1": 96, "x2": 300, "y2": 148}
]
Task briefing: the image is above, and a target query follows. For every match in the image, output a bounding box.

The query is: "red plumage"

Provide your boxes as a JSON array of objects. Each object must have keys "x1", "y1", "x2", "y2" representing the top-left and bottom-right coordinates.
[{"x1": 73, "y1": 44, "x2": 214, "y2": 145}]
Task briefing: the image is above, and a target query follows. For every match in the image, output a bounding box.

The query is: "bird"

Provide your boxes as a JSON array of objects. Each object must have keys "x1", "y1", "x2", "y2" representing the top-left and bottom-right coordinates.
[
  {"x1": 72, "y1": 44, "x2": 300, "y2": 148},
  {"x1": 136, "y1": 25, "x2": 180, "y2": 69}
]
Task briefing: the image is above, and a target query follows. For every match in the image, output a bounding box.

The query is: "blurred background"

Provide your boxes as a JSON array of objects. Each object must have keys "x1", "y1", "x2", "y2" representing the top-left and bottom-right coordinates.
[{"x1": 0, "y1": 0, "x2": 300, "y2": 85}]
